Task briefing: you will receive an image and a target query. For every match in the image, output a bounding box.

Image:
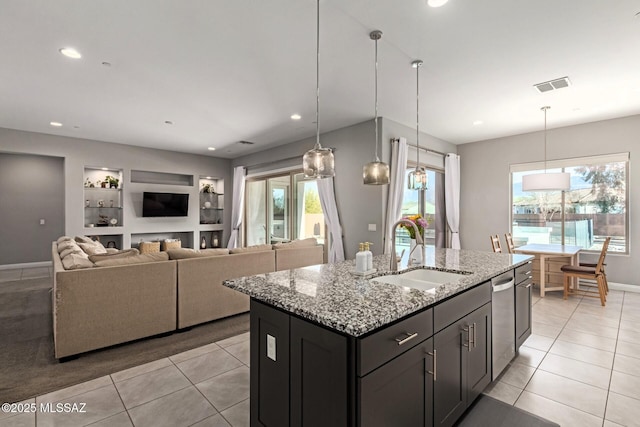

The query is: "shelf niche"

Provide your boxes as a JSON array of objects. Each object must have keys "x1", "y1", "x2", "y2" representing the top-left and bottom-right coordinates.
[
  {"x1": 84, "y1": 167, "x2": 123, "y2": 227},
  {"x1": 131, "y1": 170, "x2": 193, "y2": 186}
]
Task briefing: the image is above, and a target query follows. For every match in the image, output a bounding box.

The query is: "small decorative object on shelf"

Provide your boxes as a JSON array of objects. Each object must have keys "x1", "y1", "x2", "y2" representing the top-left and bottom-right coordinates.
[
  {"x1": 97, "y1": 200, "x2": 105, "y2": 208},
  {"x1": 105, "y1": 175, "x2": 119, "y2": 189},
  {"x1": 201, "y1": 236, "x2": 207, "y2": 249},
  {"x1": 85, "y1": 199, "x2": 90, "y2": 207},
  {"x1": 109, "y1": 200, "x2": 114, "y2": 208},
  {"x1": 107, "y1": 241, "x2": 117, "y2": 249},
  {"x1": 211, "y1": 234, "x2": 219, "y2": 248},
  {"x1": 97, "y1": 214, "x2": 109, "y2": 227},
  {"x1": 201, "y1": 183, "x2": 216, "y2": 193},
  {"x1": 204, "y1": 201, "x2": 212, "y2": 209},
  {"x1": 109, "y1": 218, "x2": 118, "y2": 226}
]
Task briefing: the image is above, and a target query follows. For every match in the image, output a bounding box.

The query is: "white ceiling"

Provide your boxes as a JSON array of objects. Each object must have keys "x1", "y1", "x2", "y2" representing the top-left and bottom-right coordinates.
[{"x1": 1, "y1": 0, "x2": 639, "y2": 159}]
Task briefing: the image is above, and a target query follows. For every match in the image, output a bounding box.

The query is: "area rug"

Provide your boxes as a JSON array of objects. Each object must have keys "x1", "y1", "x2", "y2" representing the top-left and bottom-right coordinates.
[
  {"x1": 457, "y1": 394, "x2": 560, "y2": 427},
  {"x1": 0, "y1": 276, "x2": 250, "y2": 404}
]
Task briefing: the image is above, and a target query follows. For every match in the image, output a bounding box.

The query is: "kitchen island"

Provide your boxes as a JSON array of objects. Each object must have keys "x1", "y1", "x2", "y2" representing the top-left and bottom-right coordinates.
[{"x1": 224, "y1": 247, "x2": 533, "y2": 427}]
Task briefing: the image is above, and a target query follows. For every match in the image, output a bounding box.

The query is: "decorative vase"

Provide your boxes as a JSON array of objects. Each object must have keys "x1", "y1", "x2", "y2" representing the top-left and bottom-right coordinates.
[
  {"x1": 409, "y1": 239, "x2": 422, "y2": 264},
  {"x1": 200, "y1": 236, "x2": 206, "y2": 249},
  {"x1": 211, "y1": 234, "x2": 219, "y2": 248}
]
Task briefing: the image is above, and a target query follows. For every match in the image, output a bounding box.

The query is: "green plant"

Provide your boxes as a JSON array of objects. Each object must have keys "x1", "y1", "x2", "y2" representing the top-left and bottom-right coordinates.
[
  {"x1": 105, "y1": 175, "x2": 119, "y2": 187},
  {"x1": 201, "y1": 183, "x2": 216, "y2": 193}
]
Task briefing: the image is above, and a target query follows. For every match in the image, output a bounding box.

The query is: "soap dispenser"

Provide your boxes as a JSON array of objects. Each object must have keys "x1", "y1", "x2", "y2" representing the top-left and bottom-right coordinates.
[
  {"x1": 363, "y1": 242, "x2": 373, "y2": 271},
  {"x1": 355, "y1": 243, "x2": 367, "y2": 273}
]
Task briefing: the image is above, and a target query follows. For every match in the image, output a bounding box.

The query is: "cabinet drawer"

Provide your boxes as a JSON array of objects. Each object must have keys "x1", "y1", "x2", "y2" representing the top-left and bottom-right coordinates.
[
  {"x1": 357, "y1": 308, "x2": 433, "y2": 377},
  {"x1": 516, "y1": 262, "x2": 532, "y2": 285},
  {"x1": 434, "y1": 281, "x2": 491, "y2": 333}
]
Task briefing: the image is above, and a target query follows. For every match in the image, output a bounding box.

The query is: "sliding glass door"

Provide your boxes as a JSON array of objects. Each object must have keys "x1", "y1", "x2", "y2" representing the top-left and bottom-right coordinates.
[{"x1": 245, "y1": 171, "x2": 326, "y2": 247}]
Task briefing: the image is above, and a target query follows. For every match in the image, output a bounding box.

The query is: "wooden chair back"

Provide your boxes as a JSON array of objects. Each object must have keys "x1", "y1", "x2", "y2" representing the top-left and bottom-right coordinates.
[
  {"x1": 595, "y1": 237, "x2": 611, "y2": 274},
  {"x1": 490, "y1": 235, "x2": 502, "y2": 253},
  {"x1": 504, "y1": 233, "x2": 515, "y2": 254}
]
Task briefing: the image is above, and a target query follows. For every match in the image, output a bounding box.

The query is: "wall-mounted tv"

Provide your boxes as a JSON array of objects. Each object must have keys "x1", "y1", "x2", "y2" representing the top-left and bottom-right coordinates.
[{"x1": 142, "y1": 192, "x2": 189, "y2": 217}]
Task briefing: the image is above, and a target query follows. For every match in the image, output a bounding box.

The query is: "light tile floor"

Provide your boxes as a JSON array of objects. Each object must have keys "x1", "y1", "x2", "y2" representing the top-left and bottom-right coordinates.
[
  {"x1": 485, "y1": 286, "x2": 640, "y2": 427},
  {"x1": 3, "y1": 267, "x2": 640, "y2": 426}
]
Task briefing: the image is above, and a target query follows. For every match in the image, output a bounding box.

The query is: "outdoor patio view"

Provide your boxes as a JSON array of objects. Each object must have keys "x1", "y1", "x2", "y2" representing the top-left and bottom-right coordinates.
[{"x1": 512, "y1": 157, "x2": 628, "y2": 253}]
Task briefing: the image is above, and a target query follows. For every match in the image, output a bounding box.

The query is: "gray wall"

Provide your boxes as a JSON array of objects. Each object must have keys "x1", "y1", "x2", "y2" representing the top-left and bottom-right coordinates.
[
  {"x1": 457, "y1": 114, "x2": 640, "y2": 286},
  {"x1": 0, "y1": 127, "x2": 232, "y2": 264},
  {"x1": 0, "y1": 153, "x2": 64, "y2": 264},
  {"x1": 233, "y1": 117, "x2": 457, "y2": 259}
]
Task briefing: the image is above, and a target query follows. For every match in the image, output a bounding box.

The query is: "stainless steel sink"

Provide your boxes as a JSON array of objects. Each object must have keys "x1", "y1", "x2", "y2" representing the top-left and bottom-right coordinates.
[{"x1": 371, "y1": 268, "x2": 468, "y2": 292}]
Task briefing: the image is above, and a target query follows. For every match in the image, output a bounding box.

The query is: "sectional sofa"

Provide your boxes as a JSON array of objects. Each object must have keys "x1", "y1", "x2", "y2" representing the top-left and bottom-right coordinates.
[{"x1": 51, "y1": 237, "x2": 324, "y2": 359}]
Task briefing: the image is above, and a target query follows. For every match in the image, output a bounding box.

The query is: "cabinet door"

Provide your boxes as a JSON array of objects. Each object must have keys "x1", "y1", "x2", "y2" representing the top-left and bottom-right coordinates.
[
  {"x1": 433, "y1": 320, "x2": 467, "y2": 427},
  {"x1": 359, "y1": 338, "x2": 434, "y2": 427},
  {"x1": 515, "y1": 280, "x2": 532, "y2": 348},
  {"x1": 290, "y1": 316, "x2": 349, "y2": 427},
  {"x1": 250, "y1": 300, "x2": 290, "y2": 427},
  {"x1": 466, "y1": 303, "x2": 492, "y2": 403}
]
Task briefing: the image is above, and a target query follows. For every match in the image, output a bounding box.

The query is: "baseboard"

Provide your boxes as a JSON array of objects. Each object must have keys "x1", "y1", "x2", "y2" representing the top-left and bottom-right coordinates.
[
  {"x1": 0, "y1": 261, "x2": 52, "y2": 270},
  {"x1": 580, "y1": 280, "x2": 639, "y2": 293}
]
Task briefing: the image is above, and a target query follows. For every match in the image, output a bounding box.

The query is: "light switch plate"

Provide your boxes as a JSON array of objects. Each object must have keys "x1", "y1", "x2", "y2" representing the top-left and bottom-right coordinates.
[
  {"x1": 267, "y1": 334, "x2": 276, "y2": 361},
  {"x1": 368, "y1": 223, "x2": 376, "y2": 231}
]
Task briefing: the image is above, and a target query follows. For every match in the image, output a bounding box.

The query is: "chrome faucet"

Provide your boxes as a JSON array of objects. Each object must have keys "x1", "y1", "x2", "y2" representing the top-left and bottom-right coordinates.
[{"x1": 390, "y1": 219, "x2": 423, "y2": 271}]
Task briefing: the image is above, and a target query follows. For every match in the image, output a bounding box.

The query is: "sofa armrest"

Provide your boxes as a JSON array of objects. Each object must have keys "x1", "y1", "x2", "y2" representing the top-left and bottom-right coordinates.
[{"x1": 275, "y1": 245, "x2": 324, "y2": 271}]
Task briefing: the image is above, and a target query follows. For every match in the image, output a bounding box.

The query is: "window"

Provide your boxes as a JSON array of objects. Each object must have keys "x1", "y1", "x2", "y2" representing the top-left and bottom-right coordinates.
[
  {"x1": 244, "y1": 171, "x2": 326, "y2": 247},
  {"x1": 397, "y1": 167, "x2": 446, "y2": 252},
  {"x1": 511, "y1": 153, "x2": 629, "y2": 253}
]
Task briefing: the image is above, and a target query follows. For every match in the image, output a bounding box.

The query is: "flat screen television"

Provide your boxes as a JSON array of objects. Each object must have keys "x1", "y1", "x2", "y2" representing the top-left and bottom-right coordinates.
[{"x1": 142, "y1": 192, "x2": 189, "y2": 217}]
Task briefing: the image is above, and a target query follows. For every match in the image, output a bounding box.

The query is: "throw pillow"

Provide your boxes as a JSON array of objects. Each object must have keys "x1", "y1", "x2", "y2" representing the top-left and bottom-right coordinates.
[
  {"x1": 78, "y1": 242, "x2": 108, "y2": 256},
  {"x1": 93, "y1": 251, "x2": 169, "y2": 267},
  {"x1": 57, "y1": 240, "x2": 81, "y2": 254},
  {"x1": 161, "y1": 239, "x2": 182, "y2": 251},
  {"x1": 59, "y1": 246, "x2": 83, "y2": 259},
  {"x1": 61, "y1": 252, "x2": 94, "y2": 270},
  {"x1": 166, "y1": 248, "x2": 229, "y2": 260},
  {"x1": 74, "y1": 235, "x2": 96, "y2": 245},
  {"x1": 230, "y1": 244, "x2": 273, "y2": 254},
  {"x1": 88, "y1": 248, "x2": 140, "y2": 263},
  {"x1": 56, "y1": 236, "x2": 73, "y2": 245},
  {"x1": 139, "y1": 241, "x2": 161, "y2": 254}
]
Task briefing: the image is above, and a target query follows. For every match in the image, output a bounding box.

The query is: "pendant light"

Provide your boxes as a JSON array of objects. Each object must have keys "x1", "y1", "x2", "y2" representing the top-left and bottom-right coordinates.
[
  {"x1": 363, "y1": 30, "x2": 390, "y2": 185},
  {"x1": 522, "y1": 106, "x2": 570, "y2": 192},
  {"x1": 303, "y1": 0, "x2": 335, "y2": 179},
  {"x1": 407, "y1": 60, "x2": 428, "y2": 190}
]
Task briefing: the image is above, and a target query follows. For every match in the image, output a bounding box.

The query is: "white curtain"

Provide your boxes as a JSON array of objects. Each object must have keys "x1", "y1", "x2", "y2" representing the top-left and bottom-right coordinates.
[
  {"x1": 317, "y1": 177, "x2": 345, "y2": 263},
  {"x1": 384, "y1": 138, "x2": 408, "y2": 254},
  {"x1": 445, "y1": 153, "x2": 461, "y2": 249},
  {"x1": 227, "y1": 166, "x2": 246, "y2": 249}
]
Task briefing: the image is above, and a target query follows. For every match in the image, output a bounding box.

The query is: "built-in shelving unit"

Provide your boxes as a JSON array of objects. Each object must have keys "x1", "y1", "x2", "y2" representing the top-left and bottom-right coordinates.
[
  {"x1": 199, "y1": 176, "x2": 224, "y2": 225},
  {"x1": 84, "y1": 167, "x2": 124, "y2": 246}
]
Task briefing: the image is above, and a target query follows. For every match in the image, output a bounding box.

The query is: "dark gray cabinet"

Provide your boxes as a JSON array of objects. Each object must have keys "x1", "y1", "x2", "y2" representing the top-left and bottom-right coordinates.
[
  {"x1": 515, "y1": 261, "x2": 533, "y2": 348},
  {"x1": 359, "y1": 337, "x2": 434, "y2": 427}
]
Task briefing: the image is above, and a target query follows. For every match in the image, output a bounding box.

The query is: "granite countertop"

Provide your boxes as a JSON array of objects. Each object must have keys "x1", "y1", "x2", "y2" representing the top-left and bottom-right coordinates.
[{"x1": 223, "y1": 247, "x2": 533, "y2": 337}]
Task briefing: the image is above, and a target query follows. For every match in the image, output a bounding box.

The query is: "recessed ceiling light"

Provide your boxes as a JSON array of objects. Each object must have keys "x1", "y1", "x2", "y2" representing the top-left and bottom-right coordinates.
[
  {"x1": 59, "y1": 47, "x2": 81, "y2": 59},
  {"x1": 427, "y1": 0, "x2": 449, "y2": 7},
  {"x1": 473, "y1": 120, "x2": 484, "y2": 126},
  {"x1": 291, "y1": 114, "x2": 302, "y2": 120},
  {"x1": 207, "y1": 147, "x2": 216, "y2": 151},
  {"x1": 101, "y1": 167, "x2": 109, "y2": 171},
  {"x1": 50, "y1": 121, "x2": 62, "y2": 127}
]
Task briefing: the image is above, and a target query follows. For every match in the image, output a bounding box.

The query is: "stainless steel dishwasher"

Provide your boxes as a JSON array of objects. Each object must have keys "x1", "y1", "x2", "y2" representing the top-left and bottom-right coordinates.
[{"x1": 491, "y1": 271, "x2": 516, "y2": 380}]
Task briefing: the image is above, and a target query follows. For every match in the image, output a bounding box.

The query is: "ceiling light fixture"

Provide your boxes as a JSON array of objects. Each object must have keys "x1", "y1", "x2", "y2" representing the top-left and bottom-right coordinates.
[
  {"x1": 302, "y1": 0, "x2": 335, "y2": 179},
  {"x1": 59, "y1": 47, "x2": 81, "y2": 59},
  {"x1": 207, "y1": 147, "x2": 216, "y2": 151},
  {"x1": 522, "y1": 106, "x2": 570, "y2": 192},
  {"x1": 408, "y1": 60, "x2": 428, "y2": 191},
  {"x1": 291, "y1": 114, "x2": 301, "y2": 120},
  {"x1": 49, "y1": 121, "x2": 62, "y2": 127},
  {"x1": 363, "y1": 30, "x2": 390, "y2": 186},
  {"x1": 427, "y1": 0, "x2": 449, "y2": 7},
  {"x1": 473, "y1": 120, "x2": 484, "y2": 126}
]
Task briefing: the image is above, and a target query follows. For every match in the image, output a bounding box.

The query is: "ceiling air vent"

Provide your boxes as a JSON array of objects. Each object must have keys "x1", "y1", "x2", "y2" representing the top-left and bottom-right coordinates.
[
  {"x1": 238, "y1": 140, "x2": 255, "y2": 145},
  {"x1": 533, "y1": 76, "x2": 571, "y2": 93}
]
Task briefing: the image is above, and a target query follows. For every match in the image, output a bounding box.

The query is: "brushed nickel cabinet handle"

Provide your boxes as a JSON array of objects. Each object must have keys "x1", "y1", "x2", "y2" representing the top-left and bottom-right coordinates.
[
  {"x1": 395, "y1": 332, "x2": 418, "y2": 346},
  {"x1": 427, "y1": 349, "x2": 437, "y2": 382},
  {"x1": 462, "y1": 326, "x2": 471, "y2": 351},
  {"x1": 473, "y1": 322, "x2": 477, "y2": 348}
]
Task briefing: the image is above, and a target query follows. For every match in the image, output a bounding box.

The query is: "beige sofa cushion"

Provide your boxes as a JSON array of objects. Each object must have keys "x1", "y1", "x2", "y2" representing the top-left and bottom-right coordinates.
[
  {"x1": 161, "y1": 239, "x2": 182, "y2": 251},
  {"x1": 230, "y1": 244, "x2": 272, "y2": 254},
  {"x1": 139, "y1": 241, "x2": 160, "y2": 254},
  {"x1": 61, "y1": 252, "x2": 94, "y2": 270},
  {"x1": 273, "y1": 237, "x2": 318, "y2": 249},
  {"x1": 93, "y1": 251, "x2": 169, "y2": 267},
  {"x1": 57, "y1": 240, "x2": 81, "y2": 254},
  {"x1": 88, "y1": 248, "x2": 140, "y2": 263},
  {"x1": 78, "y1": 242, "x2": 108, "y2": 255},
  {"x1": 59, "y1": 246, "x2": 83, "y2": 259},
  {"x1": 57, "y1": 236, "x2": 74, "y2": 245},
  {"x1": 167, "y1": 248, "x2": 229, "y2": 260},
  {"x1": 74, "y1": 235, "x2": 96, "y2": 245}
]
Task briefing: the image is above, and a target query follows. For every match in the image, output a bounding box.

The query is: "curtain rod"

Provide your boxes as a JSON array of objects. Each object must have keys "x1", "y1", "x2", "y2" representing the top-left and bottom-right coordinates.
[{"x1": 391, "y1": 138, "x2": 447, "y2": 157}]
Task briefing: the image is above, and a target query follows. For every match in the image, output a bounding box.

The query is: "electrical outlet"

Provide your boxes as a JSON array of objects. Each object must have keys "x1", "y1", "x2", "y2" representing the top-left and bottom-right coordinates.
[
  {"x1": 39, "y1": 219, "x2": 45, "y2": 225},
  {"x1": 368, "y1": 223, "x2": 376, "y2": 231},
  {"x1": 267, "y1": 334, "x2": 276, "y2": 361}
]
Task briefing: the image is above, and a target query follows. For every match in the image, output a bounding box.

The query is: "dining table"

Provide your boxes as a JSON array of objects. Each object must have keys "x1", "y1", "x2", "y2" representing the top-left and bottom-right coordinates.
[{"x1": 513, "y1": 243, "x2": 582, "y2": 297}]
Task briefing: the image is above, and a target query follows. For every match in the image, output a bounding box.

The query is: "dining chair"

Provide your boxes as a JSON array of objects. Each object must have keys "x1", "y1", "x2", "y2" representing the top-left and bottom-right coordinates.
[
  {"x1": 561, "y1": 237, "x2": 611, "y2": 306},
  {"x1": 490, "y1": 235, "x2": 502, "y2": 253},
  {"x1": 504, "y1": 233, "x2": 515, "y2": 254}
]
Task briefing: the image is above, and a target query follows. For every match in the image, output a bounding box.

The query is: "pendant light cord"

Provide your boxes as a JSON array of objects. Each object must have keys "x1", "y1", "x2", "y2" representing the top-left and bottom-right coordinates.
[
  {"x1": 542, "y1": 106, "x2": 549, "y2": 173},
  {"x1": 415, "y1": 62, "x2": 420, "y2": 170},
  {"x1": 315, "y1": 0, "x2": 321, "y2": 150},
  {"x1": 374, "y1": 36, "x2": 379, "y2": 162}
]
